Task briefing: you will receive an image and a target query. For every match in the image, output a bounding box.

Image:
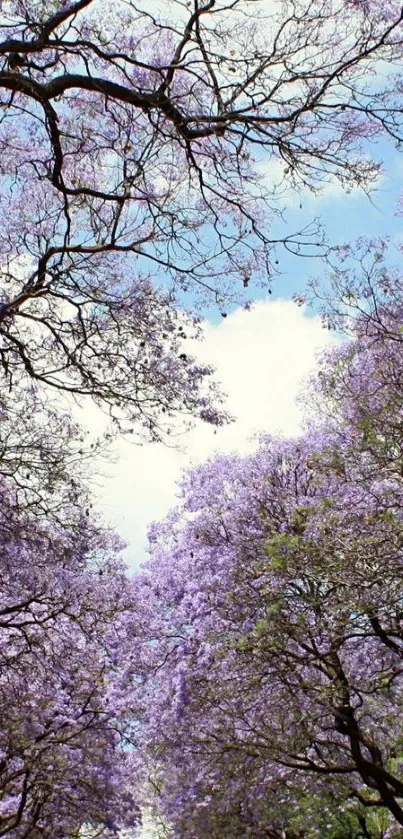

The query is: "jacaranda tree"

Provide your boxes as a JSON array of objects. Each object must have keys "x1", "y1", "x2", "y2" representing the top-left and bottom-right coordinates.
[
  {"x1": 135, "y1": 251, "x2": 403, "y2": 838},
  {"x1": 0, "y1": 0, "x2": 403, "y2": 439},
  {"x1": 0, "y1": 478, "x2": 142, "y2": 838}
]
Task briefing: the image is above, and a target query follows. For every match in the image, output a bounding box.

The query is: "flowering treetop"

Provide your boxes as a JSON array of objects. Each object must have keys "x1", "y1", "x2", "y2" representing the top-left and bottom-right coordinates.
[
  {"x1": 135, "y1": 247, "x2": 403, "y2": 838},
  {"x1": 0, "y1": 0, "x2": 402, "y2": 439}
]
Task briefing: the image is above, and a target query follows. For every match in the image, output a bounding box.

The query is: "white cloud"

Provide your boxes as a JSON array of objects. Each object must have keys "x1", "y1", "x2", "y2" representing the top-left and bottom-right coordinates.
[{"x1": 88, "y1": 300, "x2": 335, "y2": 570}]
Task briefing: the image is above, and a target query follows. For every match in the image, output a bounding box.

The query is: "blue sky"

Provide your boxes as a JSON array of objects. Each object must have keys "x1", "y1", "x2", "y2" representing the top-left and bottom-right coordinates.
[
  {"x1": 203, "y1": 136, "x2": 403, "y2": 331},
  {"x1": 261, "y1": 136, "x2": 403, "y2": 302}
]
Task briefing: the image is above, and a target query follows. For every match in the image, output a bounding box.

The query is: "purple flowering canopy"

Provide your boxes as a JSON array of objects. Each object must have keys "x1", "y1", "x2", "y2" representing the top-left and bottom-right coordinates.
[
  {"x1": 0, "y1": 480, "x2": 144, "y2": 838},
  {"x1": 136, "y1": 253, "x2": 403, "y2": 838},
  {"x1": 0, "y1": 0, "x2": 402, "y2": 441}
]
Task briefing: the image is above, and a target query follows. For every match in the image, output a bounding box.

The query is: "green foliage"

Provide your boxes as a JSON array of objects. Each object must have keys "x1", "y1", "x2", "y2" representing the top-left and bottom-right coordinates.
[{"x1": 287, "y1": 793, "x2": 391, "y2": 839}]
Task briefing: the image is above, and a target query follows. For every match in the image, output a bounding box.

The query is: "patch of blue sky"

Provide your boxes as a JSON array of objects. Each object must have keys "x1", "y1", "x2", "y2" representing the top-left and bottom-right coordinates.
[{"x1": 255, "y1": 135, "x2": 403, "y2": 309}]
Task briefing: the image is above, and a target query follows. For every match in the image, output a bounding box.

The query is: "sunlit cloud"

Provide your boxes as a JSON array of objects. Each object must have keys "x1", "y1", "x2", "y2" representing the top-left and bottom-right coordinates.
[{"x1": 87, "y1": 299, "x2": 336, "y2": 569}]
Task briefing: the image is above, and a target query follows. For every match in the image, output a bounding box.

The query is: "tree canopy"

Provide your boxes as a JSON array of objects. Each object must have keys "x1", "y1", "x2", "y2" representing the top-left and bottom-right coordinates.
[
  {"x1": 0, "y1": 0, "x2": 402, "y2": 439},
  {"x1": 0, "y1": 477, "x2": 143, "y2": 837},
  {"x1": 136, "y1": 246, "x2": 403, "y2": 838}
]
